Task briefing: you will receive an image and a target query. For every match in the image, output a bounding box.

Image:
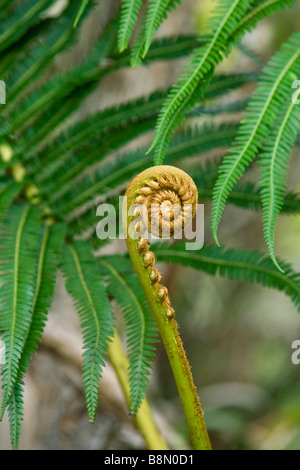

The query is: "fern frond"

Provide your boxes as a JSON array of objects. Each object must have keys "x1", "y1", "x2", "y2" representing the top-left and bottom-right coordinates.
[
  {"x1": 190, "y1": 162, "x2": 300, "y2": 215},
  {"x1": 99, "y1": 256, "x2": 158, "y2": 415},
  {"x1": 232, "y1": 0, "x2": 297, "y2": 42},
  {"x1": 3, "y1": 19, "x2": 119, "y2": 138},
  {"x1": 118, "y1": 0, "x2": 144, "y2": 53},
  {"x1": 211, "y1": 31, "x2": 300, "y2": 245},
  {"x1": 259, "y1": 95, "x2": 300, "y2": 271},
  {"x1": 74, "y1": 0, "x2": 91, "y2": 28},
  {"x1": 137, "y1": 34, "x2": 202, "y2": 64},
  {"x1": 0, "y1": 183, "x2": 21, "y2": 224},
  {"x1": 153, "y1": 243, "x2": 300, "y2": 313},
  {"x1": 0, "y1": 0, "x2": 54, "y2": 54},
  {"x1": 40, "y1": 119, "x2": 155, "y2": 202},
  {"x1": 131, "y1": 0, "x2": 181, "y2": 66},
  {"x1": 149, "y1": 0, "x2": 252, "y2": 164},
  {"x1": 5, "y1": 1, "x2": 85, "y2": 107},
  {"x1": 31, "y1": 90, "x2": 167, "y2": 181},
  {"x1": 17, "y1": 87, "x2": 93, "y2": 161},
  {"x1": 7, "y1": 222, "x2": 65, "y2": 449},
  {"x1": 52, "y1": 123, "x2": 237, "y2": 217},
  {"x1": 189, "y1": 98, "x2": 249, "y2": 117},
  {"x1": 61, "y1": 241, "x2": 114, "y2": 423},
  {"x1": 7, "y1": 383, "x2": 23, "y2": 451},
  {"x1": 0, "y1": 204, "x2": 42, "y2": 418},
  {"x1": 204, "y1": 70, "x2": 260, "y2": 100}
]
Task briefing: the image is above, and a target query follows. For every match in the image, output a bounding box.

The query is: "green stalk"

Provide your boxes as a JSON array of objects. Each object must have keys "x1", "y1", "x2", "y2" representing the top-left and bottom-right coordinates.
[{"x1": 108, "y1": 329, "x2": 169, "y2": 450}]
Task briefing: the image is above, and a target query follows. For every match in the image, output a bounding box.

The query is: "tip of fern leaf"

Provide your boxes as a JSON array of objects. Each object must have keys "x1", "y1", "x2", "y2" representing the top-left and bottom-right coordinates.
[
  {"x1": 212, "y1": 231, "x2": 220, "y2": 248},
  {"x1": 270, "y1": 256, "x2": 285, "y2": 274},
  {"x1": 145, "y1": 146, "x2": 153, "y2": 156},
  {"x1": 0, "y1": 406, "x2": 6, "y2": 422}
]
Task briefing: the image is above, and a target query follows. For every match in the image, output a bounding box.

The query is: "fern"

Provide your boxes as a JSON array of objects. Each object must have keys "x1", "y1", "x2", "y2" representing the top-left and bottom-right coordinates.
[
  {"x1": 1, "y1": 0, "x2": 300, "y2": 450},
  {"x1": 99, "y1": 256, "x2": 158, "y2": 415},
  {"x1": 0, "y1": 0, "x2": 54, "y2": 54},
  {"x1": 49, "y1": 124, "x2": 237, "y2": 217},
  {"x1": 211, "y1": 30, "x2": 300, "y2": 245},
  {"x1": 3, "y1": 23, "x2": 118, "y2": 138},
  {"x1": 118, "y1": 0, "x2": 144, "y2": 53},
  {"x1": 61, "y1": 241, "x2": 114, "y2": 423},
  {"x1": 0, "y1": 204, "x2": 42, "y2": 418},
  {"x1": 5, "y1": 1, "x2": 86, "y2": 107},
  {"x1": 74, "y1": 0, "x2": 91, "y2": 28},
  {"x1": 41, "y1": 119, "x2": 155, "y2": 202},
  {"x1": 149, "y1": 0, "x2": 296, "y2": 165},
  {"x1": 149, "y1": 0, "x2": 253, "y2": 164},
  {"x1": 153, "y1": 243, "x2": 300, "y2": 313},
  {"x1": 0, "y1": 183, "x2": 21, "y2": 224},
  {"x1": 189, "y1": 161, "x2": 300, "y2": 215},
  {"x1": 131, "y1": 0, "x2": 181, "y2": 66},
  {"x1": 7, "y1": 222, "x2": 65, "y2": 449},
  {"x1": 259, "y1": 94, "x2": 300, "y2": 271},
  {"x1": 231, "y1": 0, "x2": 297, "y2": 42}
]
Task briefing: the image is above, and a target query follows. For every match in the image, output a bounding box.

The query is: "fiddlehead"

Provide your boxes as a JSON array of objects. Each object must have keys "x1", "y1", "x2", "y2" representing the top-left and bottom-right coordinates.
[
  {"x1": 124, "y1": 165, "x2": 198, "y2": 319},
  {"x1": 123, "y1": 165, "x2": 211, "y2": 450}
]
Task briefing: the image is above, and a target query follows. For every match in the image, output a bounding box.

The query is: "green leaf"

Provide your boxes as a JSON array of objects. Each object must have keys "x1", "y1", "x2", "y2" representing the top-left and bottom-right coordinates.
[
  {"x1": 211, "y1": 30, "x2": 300, "y2": 245},
  {"x1": 0, "y1": 204, "x2": 42, "y2": 418},
  {"x1": 3, "y1": 18, "x2": 119, "y2": 138},
  {"x1": 150, "y1": 0, "x2": 252, "y2": 164},
  {"x1": 0, "y1": 183, "x2": 21, "y2": 224},
  {"x1": 0, "y1": 0, "x2": 54, "y2": 54},
  {"x1": 99, "y1": 256, "x2": 158, "y2": 415},
  {"x1": 153, "y1": 242, "x2": 300, "y2": 313},
  {"x1": 259, "y1": 95, "x2": 300, "y2": 271},
  {"x1": 52, "y1": 123, "x2": 237, "y2": 217},
  {"x1": 118, "y1": 0, "x2": 144, "y2": 52},
  {"x1": 74, "y1": 0, "x2": 91, "y2": 28},
  {"x1": 131, "y1": 0, "x2": 181, "y2": 66},
  {"x1": 32, "y1": 90, "x2": 167, "y2": 185},
  {"x1": 7, "y1": 222, "x2": 65, "y2": 449},
  {"x1": 61, "y1": 241, "x2": 114, "y2": 423},
  {"x1": 5, "y1": 1, "x2": 86, "y2": 108}
]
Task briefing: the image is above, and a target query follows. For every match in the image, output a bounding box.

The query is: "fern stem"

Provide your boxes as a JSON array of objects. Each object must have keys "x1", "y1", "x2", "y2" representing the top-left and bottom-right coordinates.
[
  {"x1": 108, "y1": 329, "x2": 169, "y2": 450},
  {"x1": 123, "y1": 166, "x2": 211, "y2": 450}
]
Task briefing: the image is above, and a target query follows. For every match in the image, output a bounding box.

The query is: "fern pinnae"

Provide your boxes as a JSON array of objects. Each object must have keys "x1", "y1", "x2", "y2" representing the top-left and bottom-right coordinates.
[
  {"x1": 99, "y1": 256, "x2": 158, "y2": 415},
  {"x1": 118, "y1": 0, "x2": 144, "y2": 53},
  {"x1": 231, "y1": 0, "x2": 297, "y2": 41},
  {"x1": 259, "y1": 95, "x2": 300, "y2": 272},
  {"x1": 0, "y1": 183, "x2": 21, "y2": 224},
  {"x1": 5, "y1": 1, "x2": 84, "y2": 108},
  {"x1": 149, "y1": 0, "x2": 252, "y2": 164},
  {"x1": 211, "y1": 30, "x2": 300, "y2": 245},
  {"x1": 7, "y1": 222, "x2": 65, "y2": 449},
  {"x1": 0, "y1": 0, "x2": 54, "y2": 54},
  {"x1": 153, "y1": 243, "x2": 300, "y2": 313},
  {"x1": 141, "y1": 0, "x2": 181, "y2": 60},
  {"x1": 62, "y1": 241, "x2": 114, "y2": 423},
  {"x1": 74, "y1": 0, "x2": 91, "y2": 28},
  {"x1": 0, "y1": 204, "x2": 42, "y2": 419}
]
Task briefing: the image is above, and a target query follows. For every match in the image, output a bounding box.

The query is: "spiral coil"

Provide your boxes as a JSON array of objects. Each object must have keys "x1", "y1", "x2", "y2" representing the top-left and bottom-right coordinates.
[{"x1": 125, "y1": 166, "x2": 198, "y2": 319}]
